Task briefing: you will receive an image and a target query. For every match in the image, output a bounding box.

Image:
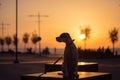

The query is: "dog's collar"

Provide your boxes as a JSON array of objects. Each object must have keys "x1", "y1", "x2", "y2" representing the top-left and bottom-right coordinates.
[{"x1": 66, "y1": 39, "x2": 74, "y2": 46}]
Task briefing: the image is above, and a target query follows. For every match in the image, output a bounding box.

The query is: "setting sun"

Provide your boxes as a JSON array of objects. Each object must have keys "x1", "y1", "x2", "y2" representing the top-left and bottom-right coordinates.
[{"x1": 79, "y1": 34, "x2": 86, "y2": 40}]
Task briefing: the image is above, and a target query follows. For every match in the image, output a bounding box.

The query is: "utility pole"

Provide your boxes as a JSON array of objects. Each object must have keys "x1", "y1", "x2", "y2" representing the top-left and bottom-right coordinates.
[
  {"x1": 0, "y1": 2, "x2": 2, "y2": 10},
  {"x1": 14, "y1": 0, "x2": 19, "y2": 63},
  {"x1": 29, "y1": 12, "x2": 48, "y2": 55},
  {"x1": 0, "y1": 22, "x2": 10, "y2": 52},
  {"x1": 0, "y1": 22, "x2": 10, "y2": 38}
]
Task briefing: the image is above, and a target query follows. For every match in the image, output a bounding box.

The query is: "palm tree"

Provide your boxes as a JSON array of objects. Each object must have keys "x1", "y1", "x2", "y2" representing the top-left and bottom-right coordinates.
[
  {"x1": 31, "y1": 32, "x2": 39, "y2": 53},
  {"x1": 22, "y1": 33, "x2": 29, "y2": 53},
  {"x1": 0, "y1": 37, "x2": 4, "y2": 52},
  {"x1": 80, "y1": 26, "x2": 91, "y2": 50},
  {"x1": 13, "y1": 34, "x2": 18, "y2": 51},
  {"x1": 5, "y1": 36, "x2": 12, "y2": 51},
  {"x1": 109, "y1": 27, "x2": 119, "y2": 55}
]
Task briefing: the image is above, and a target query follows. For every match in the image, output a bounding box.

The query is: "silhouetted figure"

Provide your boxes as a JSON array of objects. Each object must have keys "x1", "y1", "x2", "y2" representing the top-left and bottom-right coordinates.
[{"x1": 56, "y1": 32, "x2": 79, "y2": 80}]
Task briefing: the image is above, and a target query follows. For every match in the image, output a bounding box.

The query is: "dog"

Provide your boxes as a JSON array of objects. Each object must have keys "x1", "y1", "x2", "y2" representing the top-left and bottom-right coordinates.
[{"x1": 56, "y1": 32, "x2": 79, "y2": 80}]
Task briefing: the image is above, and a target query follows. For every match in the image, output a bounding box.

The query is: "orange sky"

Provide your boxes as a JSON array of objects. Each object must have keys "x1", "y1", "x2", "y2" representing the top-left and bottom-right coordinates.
[{"x1": 0, "y1": 0, "x2": 120, "y2": 50}]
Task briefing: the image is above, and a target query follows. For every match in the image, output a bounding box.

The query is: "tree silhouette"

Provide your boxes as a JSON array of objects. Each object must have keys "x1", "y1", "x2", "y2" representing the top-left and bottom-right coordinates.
[
  {"x1": 80, "y1": 26, "x2": 91, "y2": 50},
  {"x1": 5, "y1": 36, "x2": 12, "y2": 51},
  {"x1": 0, "y1": 37, "x2": 4, "y2": 52},
  {"x1": 31, "y1": 32, "x2": 40, "y2": 53},
  {"x1": 13, "y1": 34, "x2": 18, "y2": 51},
  {"x1": 109, "y1": 27, "x2": 119, "y2": 55},
  {"x1": 42, "y1": 47, "x2": 50, "y2": 55},
  {"x1": 22, "y1": 33, "x2": 29, "y2": 53}
]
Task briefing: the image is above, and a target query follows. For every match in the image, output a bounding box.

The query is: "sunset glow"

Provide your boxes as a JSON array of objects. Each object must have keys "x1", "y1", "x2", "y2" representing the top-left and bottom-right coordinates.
[
  {"x1": 79, "y1": 34, "x2": 86, "y2": 40},
  {"x1": 0, "y1": 0, "x2": 120, "y2": 50}
]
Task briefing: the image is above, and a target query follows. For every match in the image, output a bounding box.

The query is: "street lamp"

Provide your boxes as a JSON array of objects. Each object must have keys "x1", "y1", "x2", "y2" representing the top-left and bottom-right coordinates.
[{"x1": 14, "y1": 0, "x2": 19, "y2": 63}]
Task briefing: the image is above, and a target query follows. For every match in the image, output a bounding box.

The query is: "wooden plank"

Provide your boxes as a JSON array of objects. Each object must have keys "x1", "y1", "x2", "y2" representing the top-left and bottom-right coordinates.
[
  {"x1": 45, "y1": 62, "x2": 98, "y2": 72},
  {"x1": 21, "y1": 71, "x2": 112, "y2": 80}
]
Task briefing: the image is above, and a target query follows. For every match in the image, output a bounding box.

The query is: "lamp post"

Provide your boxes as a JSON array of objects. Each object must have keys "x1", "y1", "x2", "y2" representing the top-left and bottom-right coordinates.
[{"x1": 14, "y1": 0, "x2": 19, "y2": 63}]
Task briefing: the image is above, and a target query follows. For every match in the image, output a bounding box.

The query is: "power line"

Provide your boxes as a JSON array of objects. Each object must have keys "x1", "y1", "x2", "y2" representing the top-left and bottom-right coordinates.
[
  {"x1": 29, "y1": 12, "x2": 48, "y2": 55},
  {"x1": 0, "y1": 22, "x2": 10, "y2": 52},
  {"x1": 0, "y1": 22, "x2": 10, "y2": 38}
]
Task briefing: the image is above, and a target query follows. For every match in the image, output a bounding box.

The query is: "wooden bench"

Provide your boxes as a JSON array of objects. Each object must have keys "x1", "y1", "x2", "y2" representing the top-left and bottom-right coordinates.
[
  {"x1": 21, "y1": 71, "x2": 112, "y2": 80},
  {"x1": 45, "y1": 62, "x2": 98, "y2": 72}
]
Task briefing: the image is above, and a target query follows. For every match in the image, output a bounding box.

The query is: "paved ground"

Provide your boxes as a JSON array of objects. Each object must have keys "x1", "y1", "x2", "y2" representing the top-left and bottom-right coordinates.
[
  {"x1": 0, "y1": 54, "x2": 120, "y2": 80},
  {"x1": 80, "y1": 58, "x2": 120, "y2": 80}
]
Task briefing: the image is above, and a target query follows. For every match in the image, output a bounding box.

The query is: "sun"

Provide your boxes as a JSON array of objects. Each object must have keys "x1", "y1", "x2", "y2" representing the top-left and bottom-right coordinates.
[{"x1": 79, "y1": 34, "x2": 86, "y2": 40}]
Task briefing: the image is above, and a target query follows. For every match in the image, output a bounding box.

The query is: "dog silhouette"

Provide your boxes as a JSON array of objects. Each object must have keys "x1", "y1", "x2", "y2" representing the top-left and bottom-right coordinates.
[{"x1": 56, "y1": 32, "x2": 79, "y2": 80}]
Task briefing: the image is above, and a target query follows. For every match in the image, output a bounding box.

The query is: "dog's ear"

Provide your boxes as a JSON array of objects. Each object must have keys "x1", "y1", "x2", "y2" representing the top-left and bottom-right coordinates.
[
  {"x1": 60, "y1": 33, "x2": 70, "y2": 38},
  {"x1": 60, "y1": 33, "x2": 67, "y2": 38}
]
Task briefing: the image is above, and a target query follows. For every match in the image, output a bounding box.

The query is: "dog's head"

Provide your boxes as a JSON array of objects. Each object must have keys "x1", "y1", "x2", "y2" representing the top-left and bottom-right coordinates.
[{"x1": 56, "y1": 33, "x2": 72, "y2": 43}]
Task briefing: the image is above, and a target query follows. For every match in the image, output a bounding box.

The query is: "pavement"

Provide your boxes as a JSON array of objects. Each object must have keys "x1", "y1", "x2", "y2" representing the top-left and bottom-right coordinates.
[{"x1": 0, "y1": 54, "x2": 120, "y2": 80}]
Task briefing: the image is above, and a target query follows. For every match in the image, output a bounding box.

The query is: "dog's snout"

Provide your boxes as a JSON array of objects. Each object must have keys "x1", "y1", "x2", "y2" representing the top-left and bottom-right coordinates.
[
  {"x1": 56, "y1": 37, "x2": 59, "y2": 41},
  {"x1": 56, "y1": 37, "x2": 58, "y2": 40},
  {"x1": 56, "y1": 37, "x2": 63, "y2": 42}
]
